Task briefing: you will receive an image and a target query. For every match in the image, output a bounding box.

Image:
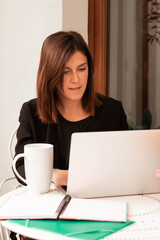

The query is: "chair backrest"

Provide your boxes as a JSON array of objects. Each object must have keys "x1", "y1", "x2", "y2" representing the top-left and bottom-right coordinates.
[
  {"x1": 0, "y1": 127, "x2": 21, "y2": 196},
  {"x1": 8, "y1": 127, "x2": 18, "y2": 160}
]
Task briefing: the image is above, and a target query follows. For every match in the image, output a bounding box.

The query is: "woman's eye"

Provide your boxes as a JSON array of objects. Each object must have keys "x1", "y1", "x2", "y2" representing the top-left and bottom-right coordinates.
[
  {"x1": 63, "y1": 70, "x2": 70, "y2": 74},
  {"x1": 79, "y1": 68, "x2": 86, "y2": 71}
]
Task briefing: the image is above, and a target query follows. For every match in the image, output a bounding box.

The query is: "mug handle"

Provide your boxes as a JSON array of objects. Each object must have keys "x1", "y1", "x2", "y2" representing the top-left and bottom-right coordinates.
[{"x1": 12, "y1": 153, "x2": 27, "y2": 184}]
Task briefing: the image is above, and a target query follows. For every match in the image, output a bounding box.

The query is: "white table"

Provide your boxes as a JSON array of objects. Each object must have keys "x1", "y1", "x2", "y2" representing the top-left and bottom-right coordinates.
[
  {"x1": 1, "y1": 189, "x2": 160, "y2": 240},
  {"x1": 105, "y1": 193, "x2": 160, "y2": 239}
]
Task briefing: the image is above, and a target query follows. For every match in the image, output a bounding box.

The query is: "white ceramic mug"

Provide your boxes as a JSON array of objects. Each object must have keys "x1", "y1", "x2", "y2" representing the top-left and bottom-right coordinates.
[{"x1": 12, "y1": 143, "x2": 53, "y2": 194}]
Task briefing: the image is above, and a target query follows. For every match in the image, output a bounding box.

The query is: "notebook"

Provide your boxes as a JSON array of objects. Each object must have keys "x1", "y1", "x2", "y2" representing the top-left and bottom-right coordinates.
[
  {"x1": 0, "y1": 186, "x2": 127, "y2": 222},
  {"x1": 67, "y1": 129, "x2": 160, "y2": 198}
]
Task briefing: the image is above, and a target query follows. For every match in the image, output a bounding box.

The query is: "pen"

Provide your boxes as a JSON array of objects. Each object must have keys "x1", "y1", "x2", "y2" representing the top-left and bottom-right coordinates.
[{"x1": 54, "y1": 194, "x2": 71, "y2": 219}]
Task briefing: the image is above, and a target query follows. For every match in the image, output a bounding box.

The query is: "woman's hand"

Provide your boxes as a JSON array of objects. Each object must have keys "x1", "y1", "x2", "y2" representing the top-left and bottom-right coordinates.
[
  {"x1": 52, "y1": 169, "x2": 68, "y2": 186},
  {"x1": 156, "y1": 169, "x2": 160, "y2": 178}
]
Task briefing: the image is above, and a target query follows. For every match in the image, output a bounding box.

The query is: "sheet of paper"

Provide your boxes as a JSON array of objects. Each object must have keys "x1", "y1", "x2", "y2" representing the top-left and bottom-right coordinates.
[
  {"x1": 0, "y1": 186, "x2": 64, "y2": 219},
  {"x1": 60, "y1": 198, "x2": 127, "y2": 222}
]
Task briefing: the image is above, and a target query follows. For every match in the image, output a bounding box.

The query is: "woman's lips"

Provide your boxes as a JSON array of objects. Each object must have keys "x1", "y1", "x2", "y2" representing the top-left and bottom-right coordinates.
[{"x1": 69, "y1": 86, "x2": 81, "y2": 91}]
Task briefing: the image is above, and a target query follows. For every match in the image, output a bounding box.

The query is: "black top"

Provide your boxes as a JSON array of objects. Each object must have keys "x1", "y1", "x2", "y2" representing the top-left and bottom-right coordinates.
[{"x1": 14, "y1": 95, "x2": 128, "y2": 184}]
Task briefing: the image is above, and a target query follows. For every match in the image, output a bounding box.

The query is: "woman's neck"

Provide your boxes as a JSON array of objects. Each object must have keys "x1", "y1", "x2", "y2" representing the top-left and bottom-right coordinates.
[{"x1": 57, "y1": 100, "x2": 90, "y2": 122}]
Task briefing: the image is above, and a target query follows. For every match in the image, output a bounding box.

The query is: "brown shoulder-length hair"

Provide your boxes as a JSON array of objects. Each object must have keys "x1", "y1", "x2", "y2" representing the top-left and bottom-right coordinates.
[{"x1": 37, "y1": 31, "x2": 102, "y2": 124}]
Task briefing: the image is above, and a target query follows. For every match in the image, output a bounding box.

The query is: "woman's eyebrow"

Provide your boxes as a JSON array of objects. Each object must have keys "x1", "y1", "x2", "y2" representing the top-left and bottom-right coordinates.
[
  {"x1": 78, "y1": 63, "x2": 88, "y2": 67},
  {"x1": 64, "y1": 66, "x2": 70, "y2": 69},
  {"x1": 64, "y1": 63, "x2": 88, "y2": 69}
]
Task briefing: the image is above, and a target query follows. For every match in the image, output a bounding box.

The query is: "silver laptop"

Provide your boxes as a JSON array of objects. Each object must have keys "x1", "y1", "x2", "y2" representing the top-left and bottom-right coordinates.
[{"x1": 67, "y1": 130, "x2": 160, "y2": 198}]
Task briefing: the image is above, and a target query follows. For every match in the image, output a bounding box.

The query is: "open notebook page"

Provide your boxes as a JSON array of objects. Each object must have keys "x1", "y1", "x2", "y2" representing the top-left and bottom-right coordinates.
[
  {"x1": 60, "y1": 197, "x2": 127, "y2": 222},
  {"x1": 0, "y1": 186, "x2": 64, "y2": 219}
]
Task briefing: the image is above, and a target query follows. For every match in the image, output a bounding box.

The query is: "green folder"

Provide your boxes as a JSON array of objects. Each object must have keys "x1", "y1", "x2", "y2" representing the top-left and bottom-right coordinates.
[{"x1": 8, "y1": 219, "x2": 134, "y2": 240}]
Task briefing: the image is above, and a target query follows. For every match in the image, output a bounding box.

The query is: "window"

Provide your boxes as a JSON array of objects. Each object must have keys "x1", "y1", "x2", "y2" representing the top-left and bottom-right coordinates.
[{"x1": 89, "y1": 0, "x2": 160, "y2": 129}]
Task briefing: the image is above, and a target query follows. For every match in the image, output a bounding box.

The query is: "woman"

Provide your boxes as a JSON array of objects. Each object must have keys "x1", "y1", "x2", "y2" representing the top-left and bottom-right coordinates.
[{"x1": 14, "y1": 31, "x2": 128, "y2": 187}]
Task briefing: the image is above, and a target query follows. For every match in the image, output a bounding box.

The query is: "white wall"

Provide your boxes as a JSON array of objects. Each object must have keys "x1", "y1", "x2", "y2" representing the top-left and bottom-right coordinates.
[
  {"x1": 0, "y1": 0, "x2": 63, "y2": 193},
  {"x1": 0, "y1": 0, "x2": 88, "y2": 194}
]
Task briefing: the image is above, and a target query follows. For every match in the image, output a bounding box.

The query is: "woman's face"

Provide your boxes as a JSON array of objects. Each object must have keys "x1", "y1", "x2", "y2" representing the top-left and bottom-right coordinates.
[{"x1": 57, "y1": 50, "x2": 88, "y2": 104}]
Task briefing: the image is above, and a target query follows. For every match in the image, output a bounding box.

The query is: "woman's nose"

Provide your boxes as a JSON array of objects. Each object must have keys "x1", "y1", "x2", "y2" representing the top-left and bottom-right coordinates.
[{"x1": 71, "y1": 71, "x2": 79, "y2": 83}]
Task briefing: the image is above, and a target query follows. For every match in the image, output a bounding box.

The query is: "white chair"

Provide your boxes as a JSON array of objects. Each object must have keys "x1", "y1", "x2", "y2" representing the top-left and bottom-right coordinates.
[
  {"x1": 0, "y1": 127, "x2": 22, "y2": 240},
  {"x1": 0, "y1": 127, "x2": 21, "y2": 195}
]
